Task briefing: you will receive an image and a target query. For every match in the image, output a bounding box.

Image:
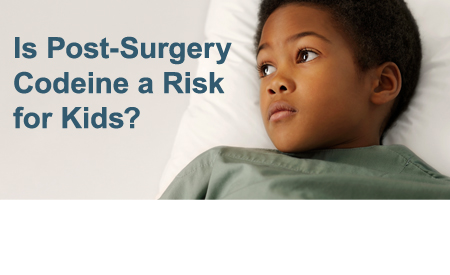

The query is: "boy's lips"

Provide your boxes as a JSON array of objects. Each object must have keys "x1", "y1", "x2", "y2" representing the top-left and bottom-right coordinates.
[{"x1": 268, "y1": 101, "x2": 298, "y2": 122}]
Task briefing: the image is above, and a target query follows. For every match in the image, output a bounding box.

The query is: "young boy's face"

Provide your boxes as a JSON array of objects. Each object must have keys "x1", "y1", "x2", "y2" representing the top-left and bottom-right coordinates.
[{"x1": 257, "y1": 4, "x2": 379, "y2": 152}]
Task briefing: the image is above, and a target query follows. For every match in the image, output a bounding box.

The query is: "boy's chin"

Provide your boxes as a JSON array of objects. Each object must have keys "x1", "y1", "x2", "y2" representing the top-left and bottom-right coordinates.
[
  {"x1": 275, "y1": 145, "x2": 310, "y2": 153},
  {"x1": 272, "y1": 138, "x2": 315, "y2": 153},
  {"x1": 270, "y1": 133, "x2": 334, "y2": 153}
]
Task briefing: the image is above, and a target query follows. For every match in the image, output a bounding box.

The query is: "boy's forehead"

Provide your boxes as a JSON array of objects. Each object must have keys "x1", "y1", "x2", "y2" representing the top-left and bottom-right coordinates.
[{"x1": 259, "y1": 4, "x2": 337, "y2": 48}]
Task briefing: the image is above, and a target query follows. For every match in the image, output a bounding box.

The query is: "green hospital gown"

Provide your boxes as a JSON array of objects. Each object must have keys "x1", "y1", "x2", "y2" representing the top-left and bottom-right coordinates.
[{"x1": 159, "y1": 144, "x2": 450, "y2": 199}]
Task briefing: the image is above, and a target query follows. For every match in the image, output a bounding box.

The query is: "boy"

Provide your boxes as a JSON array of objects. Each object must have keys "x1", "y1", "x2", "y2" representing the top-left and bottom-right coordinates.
[{"x1": 159, "y1": 0, "x2": 450, "y2": 199}]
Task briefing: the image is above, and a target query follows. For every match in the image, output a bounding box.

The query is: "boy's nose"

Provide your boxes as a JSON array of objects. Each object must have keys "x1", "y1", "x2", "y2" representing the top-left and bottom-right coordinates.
[{"x1": 266, "y1": 71, "x2": 296, "y2": 95}]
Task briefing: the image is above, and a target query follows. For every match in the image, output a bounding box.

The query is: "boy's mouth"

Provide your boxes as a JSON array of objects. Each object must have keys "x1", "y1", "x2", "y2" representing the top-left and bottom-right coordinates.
[{"x1": 268, "y1": 101, "x2": 298, "y2": 122}]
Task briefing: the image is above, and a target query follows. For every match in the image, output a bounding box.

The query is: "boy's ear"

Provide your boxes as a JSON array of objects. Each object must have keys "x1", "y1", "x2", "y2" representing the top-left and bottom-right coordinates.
[{"x1": 370, "y1": 61, "x2": 402, "y2": 105}]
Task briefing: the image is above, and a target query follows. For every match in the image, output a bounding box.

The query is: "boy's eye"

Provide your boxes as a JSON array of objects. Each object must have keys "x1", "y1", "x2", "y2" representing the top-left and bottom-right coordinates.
[
  {"x1": 259, "y1": 64, "x2": 276, "y2": 77},
  {"x1": 298, "y1": 49, "x2": 319, "y2": 63},
  {"x1": 257, "y1": 49, "x2": 318, "y2": 78}
]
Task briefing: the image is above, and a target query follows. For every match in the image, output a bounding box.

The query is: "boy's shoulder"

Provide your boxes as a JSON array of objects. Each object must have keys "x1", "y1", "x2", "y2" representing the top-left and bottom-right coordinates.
[{"x1": 383, "y1": 144, "x2": 450, "y2": 182}]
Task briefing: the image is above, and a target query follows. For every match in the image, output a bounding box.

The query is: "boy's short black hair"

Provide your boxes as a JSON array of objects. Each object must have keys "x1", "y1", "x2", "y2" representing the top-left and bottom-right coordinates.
[{"x1": 254, "y1": 0, "x2": 422, "y2": 145}]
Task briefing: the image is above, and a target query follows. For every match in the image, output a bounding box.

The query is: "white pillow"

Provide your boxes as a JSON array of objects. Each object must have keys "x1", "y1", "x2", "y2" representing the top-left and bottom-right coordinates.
[{"x1": 157, "y1": 0, "x2": 450, "y2": 198}]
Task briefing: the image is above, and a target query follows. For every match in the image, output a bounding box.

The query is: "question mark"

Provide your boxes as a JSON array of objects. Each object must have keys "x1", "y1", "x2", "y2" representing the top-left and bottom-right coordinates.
[{"x1": 124, "y1": 107, "x2": 140, "y2": 129}]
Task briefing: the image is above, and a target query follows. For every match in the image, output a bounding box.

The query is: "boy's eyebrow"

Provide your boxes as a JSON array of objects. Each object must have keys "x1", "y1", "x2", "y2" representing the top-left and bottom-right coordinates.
[{"x1": 256, "y1": 31, "x2": 332, "y2": 57}]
